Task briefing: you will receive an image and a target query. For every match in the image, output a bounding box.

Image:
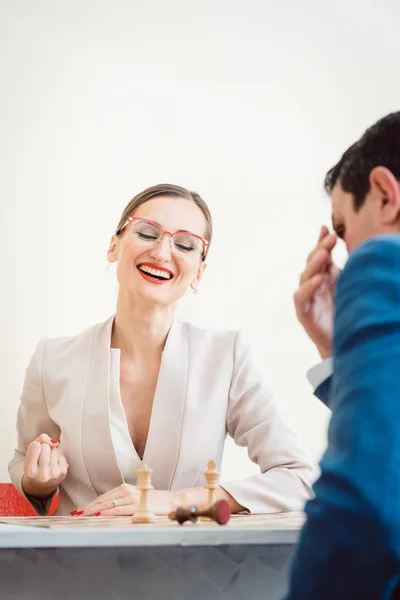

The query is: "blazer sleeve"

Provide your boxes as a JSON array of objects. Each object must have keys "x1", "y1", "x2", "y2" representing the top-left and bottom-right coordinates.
[
  {"x1": 285, "y1": 236, "x2": 400, "y2": 600},
  {"x1": 8, "y1": 338, "x2": 60, "y2": 515},
  {"x1": 314, "y1": 376, "x2": 332, "y2": 407},
  {"x1": 219, "y1": 330, "x2": 316, "y2": 514}
]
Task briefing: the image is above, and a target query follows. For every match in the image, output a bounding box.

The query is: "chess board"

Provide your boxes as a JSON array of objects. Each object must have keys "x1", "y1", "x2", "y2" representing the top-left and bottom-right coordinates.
[{"x1": 0, "y1": 512, "x2": 305, "y2": 530}]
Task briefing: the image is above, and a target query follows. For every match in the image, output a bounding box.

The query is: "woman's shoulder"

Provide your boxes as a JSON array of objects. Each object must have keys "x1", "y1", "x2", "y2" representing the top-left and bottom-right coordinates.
[
  {"x1": 37, "y1": 316, "x2": 114, "y2": 360},
  {"x1": 182, "y1": 322, "x2": 260, "y2": 378},
  {"x1": 183, "y1": 321, "x2": 251, "y2": 352},
  {"x1": 184, "y1": 320, "x2": 236, "y2": 338}
]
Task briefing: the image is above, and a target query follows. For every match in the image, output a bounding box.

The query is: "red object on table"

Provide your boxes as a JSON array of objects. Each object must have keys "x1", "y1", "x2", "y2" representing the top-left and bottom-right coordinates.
[{"x1": 0, "y1": 483, "x2": 59, "y2": 516}]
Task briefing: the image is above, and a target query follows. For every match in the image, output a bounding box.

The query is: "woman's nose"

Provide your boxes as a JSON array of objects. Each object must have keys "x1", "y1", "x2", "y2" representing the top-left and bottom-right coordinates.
[{"x1": 149, "y1": 233, "x2": 172, "y2": 262}]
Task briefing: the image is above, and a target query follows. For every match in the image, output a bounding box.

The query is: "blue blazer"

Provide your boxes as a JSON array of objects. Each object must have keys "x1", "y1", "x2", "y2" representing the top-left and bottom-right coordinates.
[{"x1": 285, "y1": 236, "x2": 400, "y2": 600}]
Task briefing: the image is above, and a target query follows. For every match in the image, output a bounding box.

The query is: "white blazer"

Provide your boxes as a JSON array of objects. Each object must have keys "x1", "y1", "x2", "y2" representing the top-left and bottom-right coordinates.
[{"x1": 9, "y1": 316, "x2": 315, "y2": 515}]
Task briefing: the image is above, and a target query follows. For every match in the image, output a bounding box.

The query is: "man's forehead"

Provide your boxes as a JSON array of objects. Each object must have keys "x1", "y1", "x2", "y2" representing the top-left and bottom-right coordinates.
[{"x1": 331, "y1": 184, "x2": 358, "y2": 232}]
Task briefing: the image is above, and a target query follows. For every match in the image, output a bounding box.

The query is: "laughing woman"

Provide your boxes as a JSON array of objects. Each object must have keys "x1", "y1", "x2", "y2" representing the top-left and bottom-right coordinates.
[{"x1": 9, "y1": 184, "x2": 314, "y2": 517}]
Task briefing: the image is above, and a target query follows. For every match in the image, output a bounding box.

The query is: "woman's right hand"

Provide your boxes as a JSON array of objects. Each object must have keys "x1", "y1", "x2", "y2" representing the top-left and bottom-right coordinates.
[
  {"x1": 294, "y1": 226, "x2": 340, "y2": 359},
  {"x1": 22, "y1": 434, "x2": 69, "y2": 498}
]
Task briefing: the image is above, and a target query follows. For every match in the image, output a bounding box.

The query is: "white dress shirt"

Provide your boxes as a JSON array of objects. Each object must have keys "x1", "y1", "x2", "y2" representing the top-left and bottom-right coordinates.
[
  {"x1": 307, "y1": 358, "x2": 333, "y2": 390},
  {"x1": 109, "y1": 349, "x2": 141, "y2": 485}
]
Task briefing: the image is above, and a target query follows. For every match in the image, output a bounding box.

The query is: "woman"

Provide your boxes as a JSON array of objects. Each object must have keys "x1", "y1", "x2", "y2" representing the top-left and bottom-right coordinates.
[{"x1": 9, "y1": 184, "x2": 314, "y2": 517}]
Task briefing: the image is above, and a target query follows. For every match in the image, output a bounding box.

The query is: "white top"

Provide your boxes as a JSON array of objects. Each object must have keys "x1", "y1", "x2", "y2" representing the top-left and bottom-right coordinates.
[{"x1": 109, "y1": 349, "x2": 142, "y2": 485}]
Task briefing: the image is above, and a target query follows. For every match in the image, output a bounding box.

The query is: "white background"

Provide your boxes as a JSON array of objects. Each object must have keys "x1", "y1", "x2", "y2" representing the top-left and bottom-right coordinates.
[{"x1": 1, "y1": 0, "x2": 399, "y2": 482}]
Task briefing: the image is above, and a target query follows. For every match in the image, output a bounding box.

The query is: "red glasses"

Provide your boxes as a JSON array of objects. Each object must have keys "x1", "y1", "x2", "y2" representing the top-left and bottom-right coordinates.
[{"x1": 118, "y1": 217, "x2": 209, "y2": 259}]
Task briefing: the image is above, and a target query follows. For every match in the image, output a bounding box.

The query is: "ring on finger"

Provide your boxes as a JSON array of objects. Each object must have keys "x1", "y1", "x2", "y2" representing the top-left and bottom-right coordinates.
[{"x1": 112, "y1": 498, "x2": 119, "y2": 508}]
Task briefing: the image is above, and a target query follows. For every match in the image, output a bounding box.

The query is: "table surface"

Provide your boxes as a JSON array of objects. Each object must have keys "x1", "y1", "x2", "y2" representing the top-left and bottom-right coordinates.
[{"x1": 0, "y1": 511, "x2": 305, "y2": 548}]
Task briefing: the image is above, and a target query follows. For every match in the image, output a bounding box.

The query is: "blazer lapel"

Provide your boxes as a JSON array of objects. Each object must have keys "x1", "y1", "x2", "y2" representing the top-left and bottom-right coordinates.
[
  {"x1": 81, "y1": 315, "x2": 124, "y2": 495},
  {"x1": 143, "y1": 319, "x2": 189, "y2": 490}
]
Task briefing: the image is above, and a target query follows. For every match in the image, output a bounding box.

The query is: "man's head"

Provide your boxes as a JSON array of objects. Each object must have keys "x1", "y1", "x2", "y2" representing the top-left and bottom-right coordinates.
[{"x1": 325, "y1": 112, "x2": 400, "y2": 253}]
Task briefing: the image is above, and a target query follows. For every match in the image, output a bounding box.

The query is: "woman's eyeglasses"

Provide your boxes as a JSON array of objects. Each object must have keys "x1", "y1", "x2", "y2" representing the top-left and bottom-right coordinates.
[{"x1": 118, "y1": 217, "x2": 209, "y2": 260}]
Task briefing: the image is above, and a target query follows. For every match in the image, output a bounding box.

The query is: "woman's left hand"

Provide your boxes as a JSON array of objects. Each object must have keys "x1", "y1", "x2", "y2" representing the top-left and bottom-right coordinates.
[{"x1": 74, "y1": 483, "x2": 179, "y2": 517}]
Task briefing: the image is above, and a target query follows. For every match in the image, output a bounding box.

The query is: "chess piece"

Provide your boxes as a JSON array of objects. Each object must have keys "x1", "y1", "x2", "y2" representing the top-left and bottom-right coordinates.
[
  {"x1": 132, "y1": 464, "x2": 155, "y2": 523},
  {"x1": 200, "y1": 460, "x2": 220, "y2": 520},
  {"x1": 168, "y1": 500, "x2": 231, "y2": 526},
  {"x1": 204, "y1": 460, "x2": 219, "y2": 507}
]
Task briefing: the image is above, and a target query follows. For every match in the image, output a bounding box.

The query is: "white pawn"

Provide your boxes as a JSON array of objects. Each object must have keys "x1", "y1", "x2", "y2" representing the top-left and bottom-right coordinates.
[
  {"x1": 199, "y1": 460, "x2": 219, "y2": 521},
  {"x1": 204, "y1": 460, "x2": 219, "y2": 507},
  {"x1": 132, "y1": 464, "x2": 155, "y2": 524}
]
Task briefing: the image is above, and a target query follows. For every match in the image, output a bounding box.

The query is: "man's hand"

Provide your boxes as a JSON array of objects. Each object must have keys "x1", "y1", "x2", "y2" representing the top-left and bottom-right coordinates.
[{"x1": 294, "y1": 226, "x2": 340, "y2": 359}]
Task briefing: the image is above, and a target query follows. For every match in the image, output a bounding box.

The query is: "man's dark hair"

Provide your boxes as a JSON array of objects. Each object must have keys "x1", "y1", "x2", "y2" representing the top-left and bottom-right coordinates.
[{"x1": 324, "y1": 111, "x2": 400, "y2": 210}]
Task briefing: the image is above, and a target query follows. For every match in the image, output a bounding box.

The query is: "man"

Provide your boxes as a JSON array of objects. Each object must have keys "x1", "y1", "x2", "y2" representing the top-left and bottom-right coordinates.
[{"x1": 286, "y1": 111, "x2": 400, "y2": 599}]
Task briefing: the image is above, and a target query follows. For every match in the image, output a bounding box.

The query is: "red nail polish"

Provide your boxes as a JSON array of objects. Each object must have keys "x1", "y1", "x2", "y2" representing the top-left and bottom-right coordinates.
[
  {"x1": 94, "y1": 512, "x2": 101, "y2": 516},
  {"x1": 70, "y1": 510, "x2": 77, "y2": 516},
  {"x1": 76, "y1": 511, "x2": 84, "y2": 516},
  {"x1": 51, "y1": 439, "x2": 58, "y2": 444}
]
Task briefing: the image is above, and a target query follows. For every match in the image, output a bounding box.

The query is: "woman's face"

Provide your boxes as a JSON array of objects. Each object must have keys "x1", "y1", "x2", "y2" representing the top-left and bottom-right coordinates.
[{"x1": 108, "y1": 196, "x2": 208, "y2": 307}]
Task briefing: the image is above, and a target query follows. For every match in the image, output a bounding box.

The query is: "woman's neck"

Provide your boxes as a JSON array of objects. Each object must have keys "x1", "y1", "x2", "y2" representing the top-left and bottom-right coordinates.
[{"x1": 112, "y1": 293, "x2": 175, "y2": 360}]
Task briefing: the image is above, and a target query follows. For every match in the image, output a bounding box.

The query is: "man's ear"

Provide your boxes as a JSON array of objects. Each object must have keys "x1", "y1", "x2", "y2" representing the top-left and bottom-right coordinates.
[
  {"x1": 107, "y1": 235, "x2": 119, "y2": 263},
  {"x1": 370, "y1": 166, "x2": 400, "y2": 225}
]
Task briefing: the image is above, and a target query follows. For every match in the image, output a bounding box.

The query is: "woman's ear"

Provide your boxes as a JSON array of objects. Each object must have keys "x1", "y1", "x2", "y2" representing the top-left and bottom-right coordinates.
[
  {"x1": 107, "y1": 235, "x2": 119, "y2": 263},
  {"x1": 190, "y1": 261, "x2": 207, "y2": 292}
]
